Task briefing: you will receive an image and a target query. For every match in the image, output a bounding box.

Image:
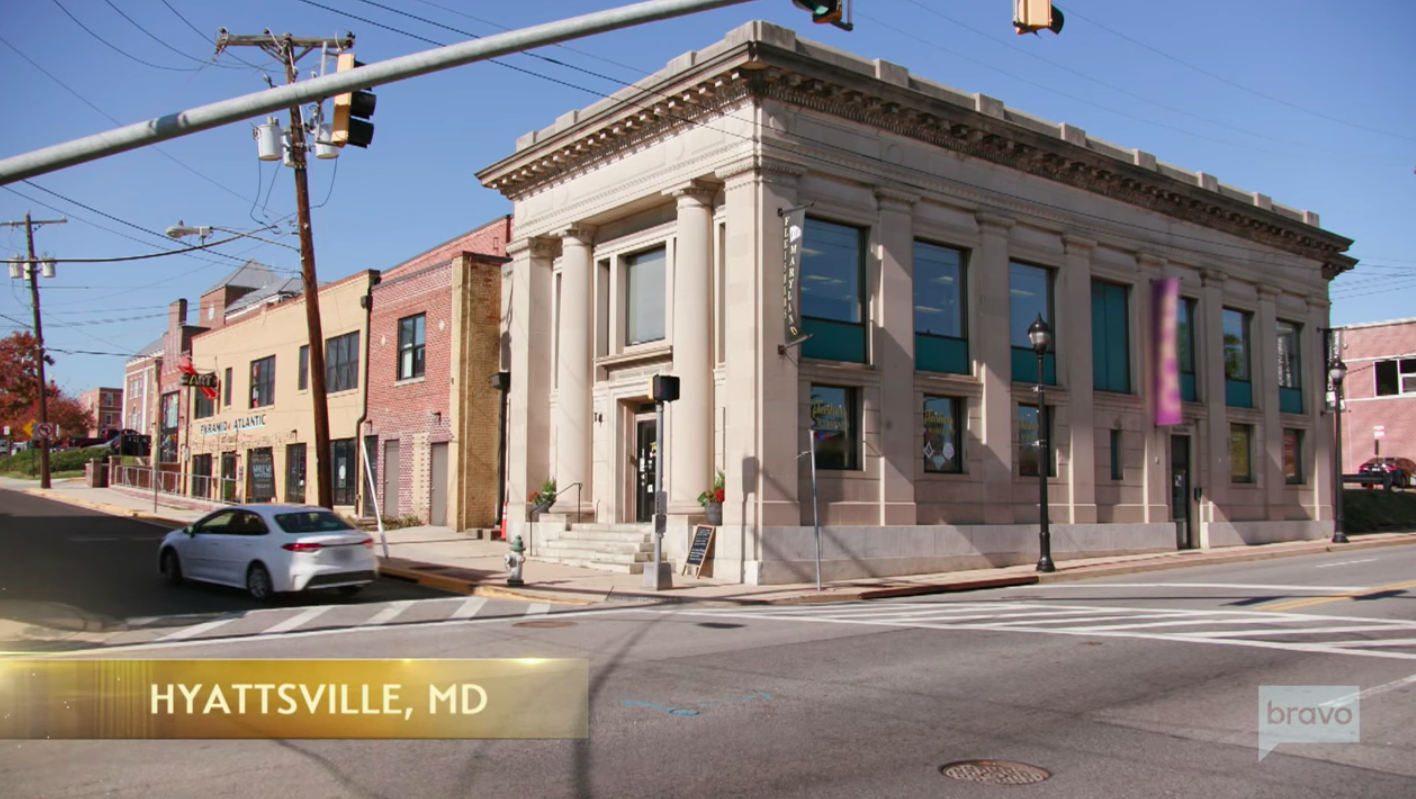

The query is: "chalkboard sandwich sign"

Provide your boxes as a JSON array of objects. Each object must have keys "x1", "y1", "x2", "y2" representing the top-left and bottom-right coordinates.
[{"x1": 684, "y1": 525, "x2": 716, "y2": 578}]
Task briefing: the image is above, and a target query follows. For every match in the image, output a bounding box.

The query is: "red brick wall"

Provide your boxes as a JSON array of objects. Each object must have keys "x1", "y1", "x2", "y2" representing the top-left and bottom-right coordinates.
[
  {"x1": 365, "y1": 217, "x2": 511, "y2": 522},
  {"x1": 1337, "y1": 320, "x2": 1416, "y2": 472}
]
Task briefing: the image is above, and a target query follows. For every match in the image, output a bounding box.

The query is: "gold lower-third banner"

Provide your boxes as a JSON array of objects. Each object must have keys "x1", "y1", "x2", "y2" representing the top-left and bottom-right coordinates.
[{"x1": 0, "y1": 659, "x2": 588, "y2": 739}]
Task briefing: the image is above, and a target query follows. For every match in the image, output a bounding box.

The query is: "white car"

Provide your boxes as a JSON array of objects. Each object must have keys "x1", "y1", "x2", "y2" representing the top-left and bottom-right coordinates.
[{"x1": 158, "y1": 505, "x2": 378, "y2": 602}]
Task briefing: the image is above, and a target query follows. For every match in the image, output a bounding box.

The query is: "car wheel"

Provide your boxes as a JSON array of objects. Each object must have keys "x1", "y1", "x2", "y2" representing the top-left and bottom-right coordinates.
[
  {"x1": 246, "y1": 563, "x2": 275, "y2": 603},
  {"x1": 160, "y1": 549, "x2": 183, "y2": 585},
  {"x1": 337, "y1": 585, "x2": 364, "y2": 597}
]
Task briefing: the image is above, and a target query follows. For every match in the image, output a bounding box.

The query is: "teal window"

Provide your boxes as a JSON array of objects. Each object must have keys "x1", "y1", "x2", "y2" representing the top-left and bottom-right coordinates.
[
  {"x1": 1110, "y1": 429, "x2": 1122, "y2": 480},
  {"x1": 923, "y1": 396, "x2": 963, "y2": 473},
  {"x1": 1091, "y1": 280, "x2": 1131, "y2": 393},
  {"x1": 1177, "y1": 297, "x2": 1197, "y2": 402},
  {"x1": 1277, "y1": 321, "x2": 1303, "y2": 414},
  {"x1": 801, "y1": 219, "x2": 867, "y2": 363},
  {"x1": 1018, "y1": 404, "x2": 1055, "y2": 478},
  {"x1": 626, "y1": 247, "x2": 666, "y2": 345},
  {"x1": 914, "y1": 242, "x2": 968, "y2": 374},
  {"x1": 1223, "y1": 308, "x2": 1252, "y2": 408},
  {"x1": 1010, "y1": 263, "x2": 1055, "y2": 384},
  {"x1": 810, "y1": 385, "x2": 859, "y2": 470}
]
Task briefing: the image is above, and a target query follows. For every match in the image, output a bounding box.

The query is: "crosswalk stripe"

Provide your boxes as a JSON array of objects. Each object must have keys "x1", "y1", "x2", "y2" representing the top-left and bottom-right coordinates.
[
  {"x1": 961, "y1": 612, "x2": 1190, "y2": 628},
  {"x1": 1185, "y1": 624, "x2": 1416, "y2": 639},
  {"x1": 259, "y1": 605, "x2": 333, "y2": 635},
  {"x1": 359, "y1": 601, "x2": 415, "y2": 627},
  {"x1": 1061, "y1": 617, "x2": 1304, "y2": 633},
  {"x1": 449, "y1": 597, "x2": 488, "y2": 619},
  {"x1": 156, "y1": 614, "x2": 242, "y2": 642},
  {"x1": 1321, "y1": 638, "x2": 1416, "y2": 649},
  {"x1": 525, "y1": 603, "x2": 551, "y2": 616},
  {"x1": 862, "y1": 608, "x2": 1129, "y2": 625}
]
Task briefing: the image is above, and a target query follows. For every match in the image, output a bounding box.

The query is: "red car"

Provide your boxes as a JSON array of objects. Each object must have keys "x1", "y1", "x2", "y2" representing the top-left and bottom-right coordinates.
[{"x1": 1358, "y1": 457, "x2": 1415, "y2": 489}]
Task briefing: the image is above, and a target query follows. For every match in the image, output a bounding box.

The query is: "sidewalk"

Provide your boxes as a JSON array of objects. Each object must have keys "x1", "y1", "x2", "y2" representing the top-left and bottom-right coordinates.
[{"x1": 8, "y1": 476, "x2": 1416, "y2": 607}]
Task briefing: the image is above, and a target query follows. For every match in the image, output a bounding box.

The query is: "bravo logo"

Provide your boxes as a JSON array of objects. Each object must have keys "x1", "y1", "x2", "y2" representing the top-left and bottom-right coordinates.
[{"x1": 1258, "y1": 686, "x2": 1360, "y2": 761}]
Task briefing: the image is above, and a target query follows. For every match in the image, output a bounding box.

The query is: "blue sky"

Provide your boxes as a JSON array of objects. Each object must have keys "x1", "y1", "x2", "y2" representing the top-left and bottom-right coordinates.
[{"x1": 1, "y1": 0, "x2": 1411, "y2": 397}]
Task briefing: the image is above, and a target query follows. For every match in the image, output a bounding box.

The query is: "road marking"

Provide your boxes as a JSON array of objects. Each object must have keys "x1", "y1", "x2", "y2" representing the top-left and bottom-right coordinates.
[
  {"x1": 359, "y1": 601, "x2": 415, "y2": 627},
  {"x1": 449, "y1": 597, "x2": 488, "y2": 619},
  {"x1": 259, "y1": 605, "x2": 333, "y2": 635},
  {"x1": 1320, "y1": 638, "x2": 1416, "y2": 649},
  {"x1": 1186, "y1": 624, "x2": 1416, "y2": 639},
  {"x1": 1314, "y1": 559, "x2": 1378, "y2": 570},
  {"x1": 1259, "y1": 579, "x2": 1416, "y2": 613},
  {"x1": 1322, "y1": 673, "x2": 1416, "y2": 707},
  {"x1": 525, "y1": 603, "x2": 551, "y2": 616},
  {"x1": 155, "y1": 614, "x2": 242, "y2": 641},
  {"x1": 1037, "y1": 582, "x2": 1371, "y2": 592}
]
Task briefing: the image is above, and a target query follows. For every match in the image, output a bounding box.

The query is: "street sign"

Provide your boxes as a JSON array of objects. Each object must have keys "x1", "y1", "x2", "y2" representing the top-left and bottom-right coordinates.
[
  {"x1": 1375, "y1": 426, "x2": 1386, "y2": 439},
  {"x1": 21, "y1": 420, "x2": 34, "y2": 437},
  {"x1": 34, "y1": 423, "x2": 53, "y2": 440}
]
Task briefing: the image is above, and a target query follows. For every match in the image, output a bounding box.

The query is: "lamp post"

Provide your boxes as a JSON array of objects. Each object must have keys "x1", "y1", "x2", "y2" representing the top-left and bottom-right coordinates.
[
  {"x1": 166, "y1": 224, "x2": 300, "y2": 252},
  {"x1": 1330, "y1": 359, "x2": 1348, "y2": 544},
  {"x1": 1028, "y1": 314, "x2": 1056, "y2": 573}
]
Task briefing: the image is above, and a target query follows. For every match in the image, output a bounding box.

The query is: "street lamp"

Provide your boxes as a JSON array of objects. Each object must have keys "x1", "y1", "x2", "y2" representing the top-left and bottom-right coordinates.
[
  {"x1": 166, "y1": 222, "x2": 300, "y2": 252},
  {"x1": 1028, "y1": 314, "x2": 1056, "y2": 573},
  {"x1": 1330, "y1": 359, "x2": 1349, "y2": 544}
]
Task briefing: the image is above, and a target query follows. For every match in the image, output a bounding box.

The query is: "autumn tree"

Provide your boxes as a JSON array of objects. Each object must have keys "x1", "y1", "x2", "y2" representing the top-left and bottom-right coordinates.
[{"x1": 0, "y1": 331, "x2": 93, "y2": 439}]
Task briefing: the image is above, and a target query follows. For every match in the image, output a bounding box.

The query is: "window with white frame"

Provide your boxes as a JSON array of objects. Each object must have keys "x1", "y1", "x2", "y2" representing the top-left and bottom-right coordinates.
[{"x1": 625, "y1": 246, "x2": 666, "y2": 346}]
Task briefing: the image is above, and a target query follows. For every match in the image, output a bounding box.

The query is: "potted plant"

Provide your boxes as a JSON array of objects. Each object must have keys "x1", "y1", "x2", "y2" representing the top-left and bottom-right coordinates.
[
  {"x1": 698, "y1": 470, "x2": 725, "y2": 526},
  {"x1": 528, "y1": 477, "x2": 557, "y2": 518}
]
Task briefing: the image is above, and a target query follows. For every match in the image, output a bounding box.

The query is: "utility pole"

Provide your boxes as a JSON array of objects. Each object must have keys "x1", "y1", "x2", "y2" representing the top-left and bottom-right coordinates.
[
  {"x1": 217, "y1": 32, "x2": 349, "y2": 508},
  {"x1": 2, "y1": 213, "x2": 66, "y2": 489}
]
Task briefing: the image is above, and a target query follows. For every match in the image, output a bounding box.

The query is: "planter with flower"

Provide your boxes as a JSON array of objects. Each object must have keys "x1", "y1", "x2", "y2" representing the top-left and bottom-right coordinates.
[
  {"x1": 698, "y1": 471, "x2": 725, "y2": 526},
  {"x1": 528, "y1": 478, "x2": 557, "y2": 518}
]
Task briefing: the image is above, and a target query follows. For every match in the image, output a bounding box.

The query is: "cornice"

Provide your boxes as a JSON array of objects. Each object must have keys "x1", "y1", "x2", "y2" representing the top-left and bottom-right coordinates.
[{"x1": 479, "y1": 36, "x2": 1351, "y2": 269}]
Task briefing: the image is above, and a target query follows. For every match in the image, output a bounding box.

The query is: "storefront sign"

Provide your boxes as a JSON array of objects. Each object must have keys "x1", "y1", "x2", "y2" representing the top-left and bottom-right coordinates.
[
  {"x1": 180, "y1": 372, "x2": 218, "y2": 388},
  {"x1": 781, "y1": 205, "x2": 807, "y2": 347},
  {"x1": 1152, "y1": 277, "x2": 1182, "y2": 426},
  {"x1": 198, "y1": 415, "x2": 267, "y2": 437}
]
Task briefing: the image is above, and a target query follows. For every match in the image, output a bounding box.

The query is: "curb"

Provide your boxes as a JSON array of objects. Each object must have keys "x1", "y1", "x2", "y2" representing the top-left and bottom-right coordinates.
[
  {"x1": 21, "y1": 489, "x2": 190, "y2": 527},
  {"x1": 374, "y1": 564, "x2": 601, "y2": 606}
]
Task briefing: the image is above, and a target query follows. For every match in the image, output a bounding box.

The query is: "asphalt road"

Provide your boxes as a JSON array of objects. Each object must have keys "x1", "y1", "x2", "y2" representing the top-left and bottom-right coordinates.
[
  {"x1": 0, "y1": 485, "x2": 451, "y2": 622},
  {"x1": 4, "y1": 540, "x2": 1416, "y2": 798}
]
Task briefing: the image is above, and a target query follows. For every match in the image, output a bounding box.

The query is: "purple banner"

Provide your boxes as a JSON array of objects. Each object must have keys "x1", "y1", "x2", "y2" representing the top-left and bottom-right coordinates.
[{"x1": 1153, "y1": 277, "x2": 1182, "y2": 426}]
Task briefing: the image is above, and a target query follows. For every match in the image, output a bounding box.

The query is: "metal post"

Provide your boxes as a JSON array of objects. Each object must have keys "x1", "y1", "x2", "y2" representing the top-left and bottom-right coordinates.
[
  {"x1": 644, "y1": 400, "x2": 672, "y2": 589},
  {"x1": 493, "y1": 372, "x2": 510, "y2": 530},
  {"x1": 360, "y1": 433, "x2": 390, "y2": 558},
  {"x1": 1332, "y1": 375, "x2": 1347, "y2": 543},
  {"x1": 808, "y1": 424, "x2": 821, "y2": 591},
  {"x1": 1036, "y1": 351, "x2": 1056, "y2": 573},
  {"x1": 0, "y1": 0, "x2": 758, "y2": 185},
  {"x1": 23, "y1": 214, "x2": 51, "y2": 490}
]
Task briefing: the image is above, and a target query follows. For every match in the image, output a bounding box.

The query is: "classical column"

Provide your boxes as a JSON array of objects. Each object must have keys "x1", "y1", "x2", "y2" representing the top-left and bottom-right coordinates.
[
  {"x1": 553, "y1": 225, "x2": 595, "y2": 517},
  {"x1": 974, "y1": 212, "x2": 1016, "y2": 525},
  {"x1": 1200, "y1": 268, "x2": 1230, "y2": 541},
  {"x1": 503, "y1": 236, "x2": 556, "y2": 526},
  {"x1": 1137, "y1": 254, "x2": 1170, "y2": 523},
  {"x1": 667, "y1": 180, "x2": 718, "y2": 517},
  {"x1": 1062, "y1": 234, "x2": 1098, "y2": 523},
  {"x1": 1257, "y1": 285, "x2": 1283, "y2": 519},
  {"x1": 1306, "y1": 294, "x2": 1332, "y2": 526},
  {"x1": 875, "y1": 187, "x2": 919, "y2": 525}
]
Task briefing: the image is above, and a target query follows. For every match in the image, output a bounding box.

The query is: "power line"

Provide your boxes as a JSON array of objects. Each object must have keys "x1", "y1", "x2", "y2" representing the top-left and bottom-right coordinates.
[
  {"x1": 157, "y1": 0, "x2": 277, "y2": 75},
  {"x1": 49, "y1": 0, "x2": 203, "y2": 73},
  {"x1": 100, "y1": 0, "x2": 241, "y2": 70},
  {"x1": 1058, "y1": 4, "x2": 1416, "y2": 145},
  {"x1": 316, "y1": 3, "x2": 1353, "y2": 277}
]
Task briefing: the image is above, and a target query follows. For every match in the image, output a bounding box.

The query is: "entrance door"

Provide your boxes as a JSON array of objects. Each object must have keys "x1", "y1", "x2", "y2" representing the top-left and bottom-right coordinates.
[
  {"x1": 634, "y1": 410, "x2": 657, "y2": 523},
  {"x1": 219, "y1": 452, "x2": 237, "y2": 503},
  {"x1": 430, "y1": 442, "x2": 449, "y2": 527},
  {"x1": 383, "y1": 440, "x2": 401, "y2": 518},
  {"x1": 1171, "y1": 435, "x2": 1194, "y2": 549},
  {"x1": 362, "y1": 435, "x2": 379, "y2": 518}
]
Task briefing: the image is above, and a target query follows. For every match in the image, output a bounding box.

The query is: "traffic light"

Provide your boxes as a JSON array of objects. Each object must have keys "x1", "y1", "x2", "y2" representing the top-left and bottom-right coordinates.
[
  {"x1": 331, "y1": 53, "x2": 377, "y2": 148},
  {"x1": 1014, "y1": 0, "x2": 1064, "y2": 35},
  {"x1": 792, "y1": 1, "x2": 843, "y2": 26}
]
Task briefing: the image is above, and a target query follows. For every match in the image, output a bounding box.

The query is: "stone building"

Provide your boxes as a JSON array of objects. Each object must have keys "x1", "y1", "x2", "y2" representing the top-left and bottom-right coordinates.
[
  {"x1": 477, "y1": 22, "x2": 1357, "y2": 584},
  {"x1": 363, "y1": 216, "x2": 511, "y2": 529}
]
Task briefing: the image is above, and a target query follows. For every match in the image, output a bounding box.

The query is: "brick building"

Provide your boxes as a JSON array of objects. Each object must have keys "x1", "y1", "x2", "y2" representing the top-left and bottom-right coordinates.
[
  {"x1": 1333, "y1": 318, "x2": 1416, "y2": 473},
  {"x1": 364, "y1": 216, "x2": 511, "y2": 529},
  {"x1": 76, "y1": 387, "x2": 123, "y2": 438}
]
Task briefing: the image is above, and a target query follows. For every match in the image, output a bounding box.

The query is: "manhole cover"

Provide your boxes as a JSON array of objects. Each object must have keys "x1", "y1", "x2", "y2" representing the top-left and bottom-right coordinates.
[
  {"x1": 513, "y1": 620, "x2": 577, "y2": 629},
  {"x1": 940, "y1": 760, "x2": 1050, "y2": 785}
]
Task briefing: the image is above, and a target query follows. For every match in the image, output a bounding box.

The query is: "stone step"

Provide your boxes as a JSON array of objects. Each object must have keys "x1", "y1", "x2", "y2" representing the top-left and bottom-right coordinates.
[
  {"x1": 570, "y1": 523, "x2": 653, "y2": 534},
  {"x1": 532, "y1": 556, "x2": 644, "y2": 574},
  {"x1": 541, "y1": 540, "x2": 652, "y2": 556},
  {"x1": 557, "y1": 529, "x2": 654, "y2": 544},
  {"x1": 537, "y1": 543, "x2": 653, "y2": 562}
]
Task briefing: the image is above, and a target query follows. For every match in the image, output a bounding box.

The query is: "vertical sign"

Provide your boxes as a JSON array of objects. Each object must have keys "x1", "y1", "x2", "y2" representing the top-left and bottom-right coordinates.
[
  {"x1": 782, "y1": 206, "x2": 807, "y2": 347},
  {"x1": 1153, "y1": 277, "x2": 1182, "y2": 426}
]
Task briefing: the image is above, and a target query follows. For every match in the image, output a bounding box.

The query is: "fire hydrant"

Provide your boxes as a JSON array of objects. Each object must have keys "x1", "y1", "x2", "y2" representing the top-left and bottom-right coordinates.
[{"x1": 504, "y1": 535, "x2": 526, "y2": 587}]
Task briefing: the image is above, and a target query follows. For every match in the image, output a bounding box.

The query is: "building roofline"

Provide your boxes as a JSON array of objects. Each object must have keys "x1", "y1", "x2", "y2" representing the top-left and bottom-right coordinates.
[{"x1": 1337, "y1": 316, "x2": 1416, "y2": 331}]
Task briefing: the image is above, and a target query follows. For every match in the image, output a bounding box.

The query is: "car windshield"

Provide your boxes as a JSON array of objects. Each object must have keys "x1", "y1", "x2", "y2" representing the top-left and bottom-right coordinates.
[{"x1": 274, "y1": 511, "x2": 355, "y2": 534}]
